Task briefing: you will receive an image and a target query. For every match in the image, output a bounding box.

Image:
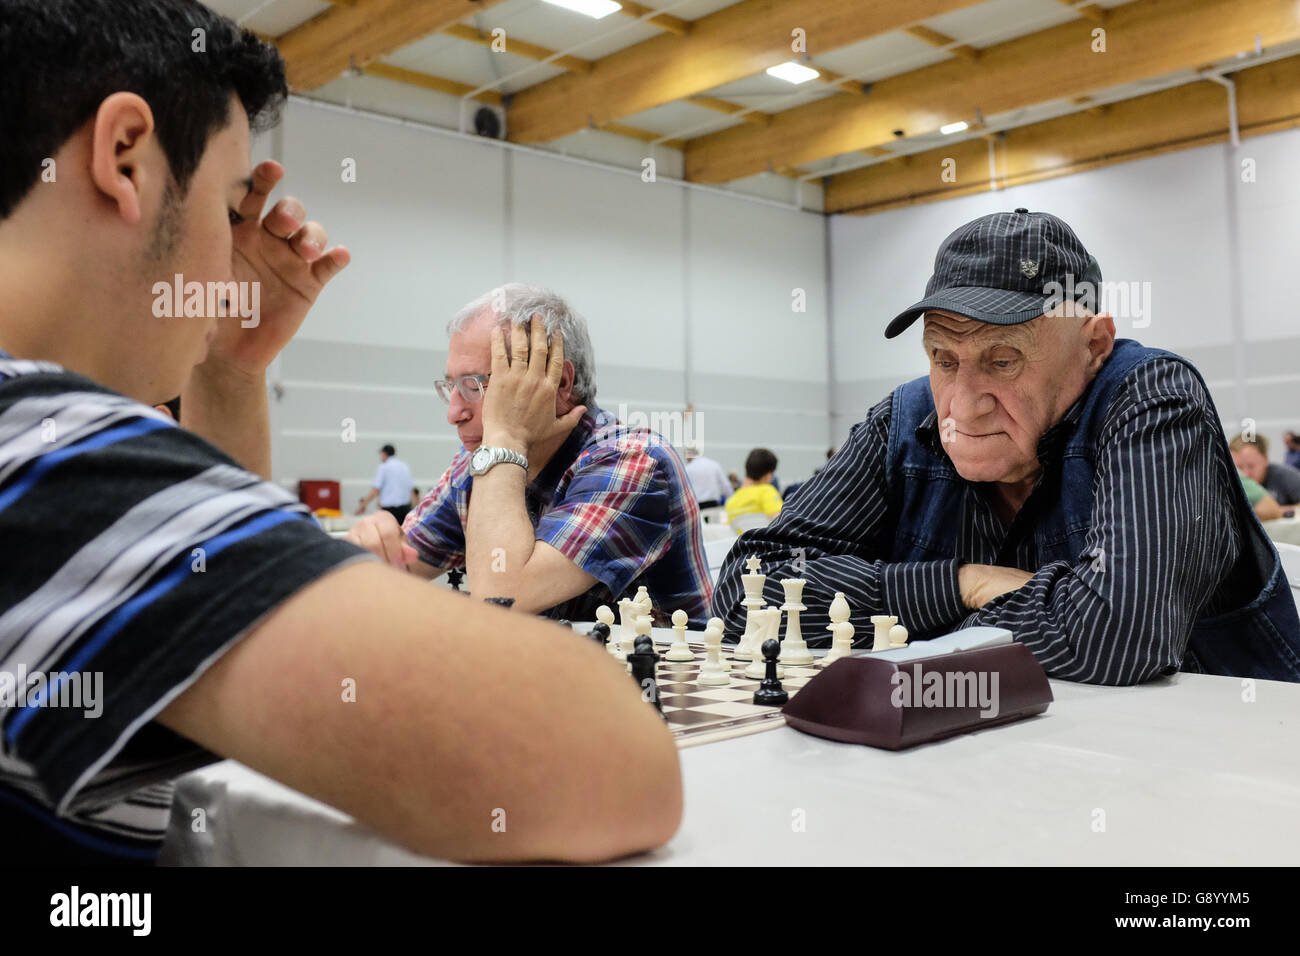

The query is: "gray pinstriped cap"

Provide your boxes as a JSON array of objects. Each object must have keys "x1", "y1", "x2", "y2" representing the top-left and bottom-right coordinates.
[{"x1": 885, "y1": 208, "x2": 1102, "y2": 339}]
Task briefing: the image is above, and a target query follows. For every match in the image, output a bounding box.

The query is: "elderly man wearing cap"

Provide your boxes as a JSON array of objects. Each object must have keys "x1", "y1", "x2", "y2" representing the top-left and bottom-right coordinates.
[{"x1": 713, "y1": 209, "x2": 1300, "y2": 685}]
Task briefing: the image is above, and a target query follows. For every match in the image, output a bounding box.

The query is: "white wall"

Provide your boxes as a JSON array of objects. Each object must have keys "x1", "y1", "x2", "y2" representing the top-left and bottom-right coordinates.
[
  {"x1": 266, "y1": 97, "x2": 830, "y2": 507},
  {"x1": 828, "y1": 126, "x2": 1300, "y2": 454}
]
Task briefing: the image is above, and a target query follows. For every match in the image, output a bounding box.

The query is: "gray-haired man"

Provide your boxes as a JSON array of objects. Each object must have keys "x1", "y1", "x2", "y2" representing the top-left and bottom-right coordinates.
[{"x1": 349, "y1": 284, "x2": 713, "y2": 625}]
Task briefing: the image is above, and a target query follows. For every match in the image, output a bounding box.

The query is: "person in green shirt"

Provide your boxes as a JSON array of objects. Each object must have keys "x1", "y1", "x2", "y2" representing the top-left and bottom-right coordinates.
[
  {"x1": 1239, "y1": 469, "x2": 1283, "y2": 521},
  {"x1": 726, "y1": 448, "x2": 783, "y2": 531}
]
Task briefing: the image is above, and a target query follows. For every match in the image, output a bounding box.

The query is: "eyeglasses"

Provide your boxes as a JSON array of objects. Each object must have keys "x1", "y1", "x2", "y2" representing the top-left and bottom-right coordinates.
[{"x1": 434, "y1": 373, "x2": 490, "y2": 404}]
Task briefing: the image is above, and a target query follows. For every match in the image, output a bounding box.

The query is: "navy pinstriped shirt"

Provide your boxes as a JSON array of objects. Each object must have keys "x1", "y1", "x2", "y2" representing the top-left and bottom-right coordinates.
[{"x1": 712, "y1": 354, "x2": 1266, "y2": 685}]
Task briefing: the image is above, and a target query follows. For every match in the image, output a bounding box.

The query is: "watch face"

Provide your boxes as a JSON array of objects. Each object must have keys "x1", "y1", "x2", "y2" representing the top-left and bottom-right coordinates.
[{"x1": 471, "y1": 447, "x2": 491, "y2": 472}]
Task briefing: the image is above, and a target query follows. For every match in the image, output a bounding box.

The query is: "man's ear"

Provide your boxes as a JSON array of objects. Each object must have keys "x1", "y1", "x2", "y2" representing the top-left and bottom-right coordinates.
[
  {"x1": 89, "y1": 92, "x2": 159, "y2": 226},
  {"x1": 1084, "y1": 312, "x2": 1117, "y2": 373},
  {"x1": 555, "y1": 358, "x2": 577, "y2": 414}
]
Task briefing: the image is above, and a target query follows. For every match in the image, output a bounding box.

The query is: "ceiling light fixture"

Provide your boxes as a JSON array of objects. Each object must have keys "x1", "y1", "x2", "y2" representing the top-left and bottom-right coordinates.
[
  {"x1": 540, "y1": 0, "x2": 622, "y2": 19},
  {"x1": 766, "y1": 61, "x2": 820, "y2": 85}
]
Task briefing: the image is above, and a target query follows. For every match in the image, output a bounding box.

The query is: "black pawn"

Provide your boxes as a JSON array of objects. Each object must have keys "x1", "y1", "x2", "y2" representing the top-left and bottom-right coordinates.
[
  {"x1": 588, "y1": 621, "x2": 611, "y2": 648},
  {"x1": 753, "y1": 638, "x2": 788, "y2": 706},
  {"x1": 446, "y1": 567, "x2": 465, "y2": 592},
  {"x1": 483, "y1": 596, "x2": 515, "y2": 609},
  {"x1": 627, "y1": 636, "x2": 663, "y2": 716}
]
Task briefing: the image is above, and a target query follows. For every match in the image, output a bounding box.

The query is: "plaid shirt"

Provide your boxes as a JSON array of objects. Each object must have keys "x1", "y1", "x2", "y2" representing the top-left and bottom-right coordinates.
[{"x1": 405, "y1": 407, "x2": 712, "y2": 626}]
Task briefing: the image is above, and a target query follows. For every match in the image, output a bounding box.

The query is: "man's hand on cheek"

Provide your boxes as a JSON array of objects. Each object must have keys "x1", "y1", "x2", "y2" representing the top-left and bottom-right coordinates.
[{"x1": 480, "y1": 316, "x2": 586, "y2": 456}]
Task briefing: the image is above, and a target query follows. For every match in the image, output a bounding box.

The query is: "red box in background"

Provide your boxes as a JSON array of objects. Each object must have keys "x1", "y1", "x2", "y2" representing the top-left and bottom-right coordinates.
[{"x1": 298, "y1": 480, "x2": 340, "y2": 513}]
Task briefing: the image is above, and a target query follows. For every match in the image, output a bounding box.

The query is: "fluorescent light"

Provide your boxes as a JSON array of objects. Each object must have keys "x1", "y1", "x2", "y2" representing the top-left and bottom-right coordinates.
[
  {"x1": 540, "y1": 0, "x2": 622, "y2": 18},
  {"x1": 940, "y1": 120, "x2": 969, "y2": 135},
  {"x1": 766, "y1": 61, "x2": 820, "y2": 85}
]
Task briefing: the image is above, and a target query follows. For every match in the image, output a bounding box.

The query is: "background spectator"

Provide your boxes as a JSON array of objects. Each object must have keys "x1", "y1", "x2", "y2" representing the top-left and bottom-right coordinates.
[
  {"x1": 725, "y1": 448, "x2": 783, "y2": 531},
  {"x1": 357, "y1": 444, "x2": 415, "y2": 525}
]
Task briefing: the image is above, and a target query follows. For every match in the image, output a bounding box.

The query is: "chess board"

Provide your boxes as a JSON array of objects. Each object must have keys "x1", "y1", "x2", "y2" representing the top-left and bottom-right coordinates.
[{"x1": 647, "y1": 637, "x2": 823, "y2": 749}]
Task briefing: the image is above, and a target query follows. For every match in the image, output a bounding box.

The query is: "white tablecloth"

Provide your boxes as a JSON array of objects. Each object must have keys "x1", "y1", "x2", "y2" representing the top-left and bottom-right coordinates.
[{"x1": 161, "y1": 671, "x2": 1300, "y2": 866}]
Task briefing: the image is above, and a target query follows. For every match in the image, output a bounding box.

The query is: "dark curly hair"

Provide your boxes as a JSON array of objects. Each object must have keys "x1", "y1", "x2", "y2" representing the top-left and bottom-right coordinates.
[{"x1": 0, "y1": 0, "x2": 287, "y2": 220}]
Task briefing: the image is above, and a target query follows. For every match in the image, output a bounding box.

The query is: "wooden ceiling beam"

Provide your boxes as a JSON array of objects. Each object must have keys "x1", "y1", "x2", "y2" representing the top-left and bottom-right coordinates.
[
  {"x1": 618, "y1": 1, "x2": 691, "y2": 36},
  {"x1": 440, "y1": 23, "x2": 592, "y2": 74},
  {"x1": 814, "y1": 67, "x2": 869, "y2": 95},
  {"x1": 597, "y1": 122, "x2": 686, "y2": 150},
  {"x1": 361, "y1": 64, "x2": 679, "y2": 150},
  {"x1": 276, "y1": 0, "x2": 510, "y2": 91},
  {"x1": 689, "y1": 97, "x2": 771, "y2": 125},
  {"x1": 685, "y1": 0, "x2": 1300, "y2": 182},
  {"x1": 824, "y1": 53, "x2": 1300, "y2": 214},
  {"x1": 362, "y1": 62, "x2": 503, "y2": 105},
  {"x1": 505, "y1": 0, "x2": 989, "y2": 144},
  {"x1": 1058, "y1": 0, "x2": 1110, "y2": 24},
  {"x1": 904, "y1": 24, "x2": 980, "y2": 61}
]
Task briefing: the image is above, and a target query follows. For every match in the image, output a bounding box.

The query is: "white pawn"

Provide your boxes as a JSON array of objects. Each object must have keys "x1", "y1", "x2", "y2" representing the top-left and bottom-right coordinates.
[
  {"x1": 698, "y1": 619, "x2": 730, "y2": 686},
  {"x1": 889, "y1": 624, "x2": 910, "y2": 649},
  {"x1": 745, "y1": 608, "x2": 784, "y2": 680},
  {"x1": 823, "y1": 618, "x2": 854, "y2": 665},
  {"x1": 779, "y1": 578, "x2": 813, "y2": 666},
  {"x1": 665, "y1": 609, "x2": 694, "y2": 661},
  {"x1": 870, "y1": 614, "x2": 898, "y2": 652}
]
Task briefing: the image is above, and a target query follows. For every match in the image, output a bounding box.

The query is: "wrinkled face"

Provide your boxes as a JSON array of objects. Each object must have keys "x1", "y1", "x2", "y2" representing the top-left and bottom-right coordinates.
[
  {"x1": 444, "y1": 311, "x2": 496, "y2": 453},
  {"x1": 1232, "y1": 444, "x2": 1269, "y2": 484},
  {"x1": 142, "y1": 97, "x2": 253, "y2": 402},
  {"x1": 923, "y1": 309, "x2": 1094, "y2": 486}
]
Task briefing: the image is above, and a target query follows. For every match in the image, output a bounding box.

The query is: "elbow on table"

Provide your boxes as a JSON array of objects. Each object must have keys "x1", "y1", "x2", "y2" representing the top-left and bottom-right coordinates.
[
  {"x1": 1046, "y1": 625, "x2": 1184, "y2": 686},
  {"x1": 433, "y1": 713, "x2": 684, "y2": 865},
  {"x1": 564, "y1": 744, "x2": 684, "y2": 864}
]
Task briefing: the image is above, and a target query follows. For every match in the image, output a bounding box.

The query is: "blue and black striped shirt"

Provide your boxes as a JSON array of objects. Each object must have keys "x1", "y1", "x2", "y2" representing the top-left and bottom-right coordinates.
[{"x1": 0, "y1": 353, "x2": 366, "y2": 863}]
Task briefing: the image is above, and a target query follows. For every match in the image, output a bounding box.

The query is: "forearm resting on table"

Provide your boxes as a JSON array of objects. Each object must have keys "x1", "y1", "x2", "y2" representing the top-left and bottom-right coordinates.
[
  {"x1": 181, "y1": 361, "x2": 271, "y2": 479},
  {"x1": 1255, "y1": 494, "x2": 1283, "y2": 521},
  {"x1": 157, "y1": 561, "x2": 681, "y2": 863},
  {"x1": 461, "y1": 464, "x2": 596, "y2": 611}
]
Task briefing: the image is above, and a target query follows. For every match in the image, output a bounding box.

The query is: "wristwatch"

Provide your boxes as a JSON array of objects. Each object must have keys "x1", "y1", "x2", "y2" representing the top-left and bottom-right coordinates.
[{"x1": 470, "y1": 445, "x2": 528, "y2": 477}]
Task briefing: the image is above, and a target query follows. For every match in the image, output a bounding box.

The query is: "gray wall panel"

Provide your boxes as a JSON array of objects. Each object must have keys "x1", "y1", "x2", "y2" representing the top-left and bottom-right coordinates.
[{"x1": 280, "y1": 338, "x2": 446, "y2": 388}]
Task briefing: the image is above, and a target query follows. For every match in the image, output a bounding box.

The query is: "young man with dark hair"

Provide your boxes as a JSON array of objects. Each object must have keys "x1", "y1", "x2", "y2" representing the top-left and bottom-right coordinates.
[{"x1": 0, "y1": 0, "x2": 680, "y2": 865}]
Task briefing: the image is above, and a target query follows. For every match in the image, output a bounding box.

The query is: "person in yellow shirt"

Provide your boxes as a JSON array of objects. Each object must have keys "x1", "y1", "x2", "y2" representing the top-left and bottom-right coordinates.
[{"x1": 726, "y1": 448, "x2": 783, "y2": 531}]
